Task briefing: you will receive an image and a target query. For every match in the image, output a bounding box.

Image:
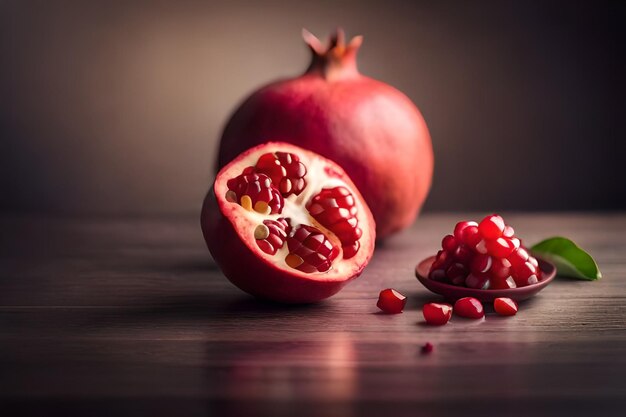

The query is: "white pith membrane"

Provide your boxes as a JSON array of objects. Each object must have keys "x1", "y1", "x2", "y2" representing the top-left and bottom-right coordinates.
[{"x1": 214, "y1": 143, "x2": 374, "y2": 281}]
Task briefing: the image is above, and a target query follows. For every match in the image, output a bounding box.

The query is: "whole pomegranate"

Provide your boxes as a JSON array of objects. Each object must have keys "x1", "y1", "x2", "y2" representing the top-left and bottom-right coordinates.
[
  {"x1": 202, "y1": 142, "x2": 376, "y2": 303},
  {"x1": 217, "y1": 29, "x2": 433, "y2": 239}
]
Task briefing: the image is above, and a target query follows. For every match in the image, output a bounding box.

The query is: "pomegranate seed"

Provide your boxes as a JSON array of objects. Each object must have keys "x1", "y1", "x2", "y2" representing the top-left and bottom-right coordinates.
[
  {"x1": 512, "y1": 261, "x2": 539, "y2": 286},
  {"x1": 446, "y1": 263, "x2": 469, "y2": 284},
  {"x1": 255, "y1": 151, "x2": 307, "y2": 197},
  {"x1": 454, "y1": 297, "x2": 484, "y2": 319},
  {"x1": 286, "y1": 225, "x2": 339, "y2": 273},
  {"x1": 428, "y1": 268, "x2": 447, "y2": 281},
  {"x1": 507, "y1": 247, "x2": 530, "y2": 267},
  {"x1": 255, "y1": 218, "x2": 291, "y2": 255},
  {"x1": 490, "y1": 276, "x2": 517, "y2": 289},
  {"x1": 454, "y1": 221, "x2": 478, "y2": 241},
  {"x1": 486, "y1": 237, "x2": 516, "y2": 258},
  {"x1": 432, "y1": 250, "x2": 452, "y2": 271},
  {"x1": 453, "y1": 244, "x2": 473, "y2": 263},
  {"x1": 475, "y1": 239, "x2": 488, "y2": 254},
  {"x1": 494, "y1": 297, "x2": 518, "y2": 316},
  {"x1": 478, "y1": 214, "x2": 505, "y2": 240},
  {"x1": 523, "y1": 260, "x2": 538, "y2": 275},
  {"x1": 503, "y1": 225, "x2": 515, "y2": 238},
  {"x1": 442, "y1": 235, "x2": 457, "y2": 252},
  {"x1": 490, "y1": 257, "x2": 512, "y2": 279},
  {"x1": 470, "y1": 254, "x2": 492, "y2": 274},
  {"x1": 342, "y1": 241, "x2": 360, "y2": 259},
  {"x1": 465, "y1": 273, "x2": 490, "y2": 289},
  {"x1": 462, "y1": 225, "x2": 482, "y2": 247},
  {"x1": 376, "y1": 288, "x2": 407, "y2": 314},
  {"x1": 226, "y1": 171, "x2": 284, "y2": 215},
  {"x1": 450, "y1": 276, "x2": 465, "y2": 286},
  {"x1": 528, "y1": 255, "x2": 539, "y2": 269},
  {"x1": 514, "y1": 274, "x2": 538, "y2": 287},
  {"x1": 421, "y1": 342, "x2": 434, "y2": 354},
  {"x1": 423, "y1": 303, "x2": 453, "y2": 326},
  {"x1": 307, "y1": 186, "x2": 361, "y2": 259}
]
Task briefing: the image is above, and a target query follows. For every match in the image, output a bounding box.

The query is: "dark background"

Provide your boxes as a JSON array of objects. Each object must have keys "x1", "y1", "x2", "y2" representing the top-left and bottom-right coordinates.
[{"x1": 1, "y1": 0, "x2": 624, "y2": 215}]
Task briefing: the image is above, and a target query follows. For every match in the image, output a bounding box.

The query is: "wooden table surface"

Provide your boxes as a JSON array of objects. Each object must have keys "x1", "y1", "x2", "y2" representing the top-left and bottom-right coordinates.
[{"x1": 1, "y1": 213, "x2": 625, "y2": 416}]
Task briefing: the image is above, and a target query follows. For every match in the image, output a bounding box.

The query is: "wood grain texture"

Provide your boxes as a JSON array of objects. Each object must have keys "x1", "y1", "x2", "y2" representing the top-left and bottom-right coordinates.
[{"x1": 1, "y1": 213, "x2": 625, "y2": 416}]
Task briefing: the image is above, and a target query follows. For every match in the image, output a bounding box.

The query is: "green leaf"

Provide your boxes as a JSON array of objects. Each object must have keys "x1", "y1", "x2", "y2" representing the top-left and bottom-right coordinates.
[{"x1": 530, "y1": 237, "x2": 601, "y2": 280}]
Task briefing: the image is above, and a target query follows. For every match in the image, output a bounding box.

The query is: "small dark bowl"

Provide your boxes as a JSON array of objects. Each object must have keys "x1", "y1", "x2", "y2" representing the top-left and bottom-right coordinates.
[{"x1": 415, "y1": 256, "x2": 556, "y2": 302}]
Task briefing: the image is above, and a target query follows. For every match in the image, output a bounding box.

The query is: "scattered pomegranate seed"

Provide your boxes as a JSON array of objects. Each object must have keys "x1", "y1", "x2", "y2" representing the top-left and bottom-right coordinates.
[
  {"x1": 494, "y1": 297, "x2": 518, "y2": 316},
  {"x1": 376, "y1": 288, "x2": 407, "y2": 314},
  {"x1": 421, "y1": 342, "x2": 434, "y2": 354},
  {"x1": 423, "y1": 302, "x2": 453, "y2": 325},
  {"x1": 454, "y1": 297, "x2": 485, "y2": 319},
  {"x1": 503, "y1": 225, "x2": 515, "y2": 238}
]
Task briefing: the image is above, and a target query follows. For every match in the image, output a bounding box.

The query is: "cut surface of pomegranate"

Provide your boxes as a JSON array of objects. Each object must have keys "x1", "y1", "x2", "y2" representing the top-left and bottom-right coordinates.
[
  {"x1": 202, "y1": 142, "x2": 376, "y2": 303},
  {"x1": 428, "y1": 214, "x2": 543, "y2": 290}
]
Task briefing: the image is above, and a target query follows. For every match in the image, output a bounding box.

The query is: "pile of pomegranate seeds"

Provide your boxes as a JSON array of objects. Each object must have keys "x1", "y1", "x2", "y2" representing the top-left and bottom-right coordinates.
[{"x1": 428, "y1": 214, "x2": 542, "y2": 289}]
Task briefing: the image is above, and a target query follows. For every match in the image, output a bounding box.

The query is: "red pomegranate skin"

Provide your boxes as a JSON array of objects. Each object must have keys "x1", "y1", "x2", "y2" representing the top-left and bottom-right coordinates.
[{"x1": 217, "y1": 30, "x2": 433, "y2": 239}]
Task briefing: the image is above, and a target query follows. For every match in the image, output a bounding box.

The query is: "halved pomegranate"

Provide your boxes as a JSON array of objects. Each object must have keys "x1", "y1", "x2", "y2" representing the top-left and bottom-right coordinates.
[{"x1": 201, "y1": 142, "x2": 376, "y2": 303}]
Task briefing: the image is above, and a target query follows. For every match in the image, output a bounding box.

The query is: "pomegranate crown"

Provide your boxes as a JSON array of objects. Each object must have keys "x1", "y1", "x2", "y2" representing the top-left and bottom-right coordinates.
[{"x1": 302, "y1": 28, "x2": 363, "y2": 81}]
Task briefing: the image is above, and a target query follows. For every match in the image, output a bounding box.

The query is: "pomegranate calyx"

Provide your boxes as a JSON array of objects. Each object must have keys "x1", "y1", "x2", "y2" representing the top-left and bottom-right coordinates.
[{"x1": 302, "y1": 28, "x2": 362, "y2": 81}]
